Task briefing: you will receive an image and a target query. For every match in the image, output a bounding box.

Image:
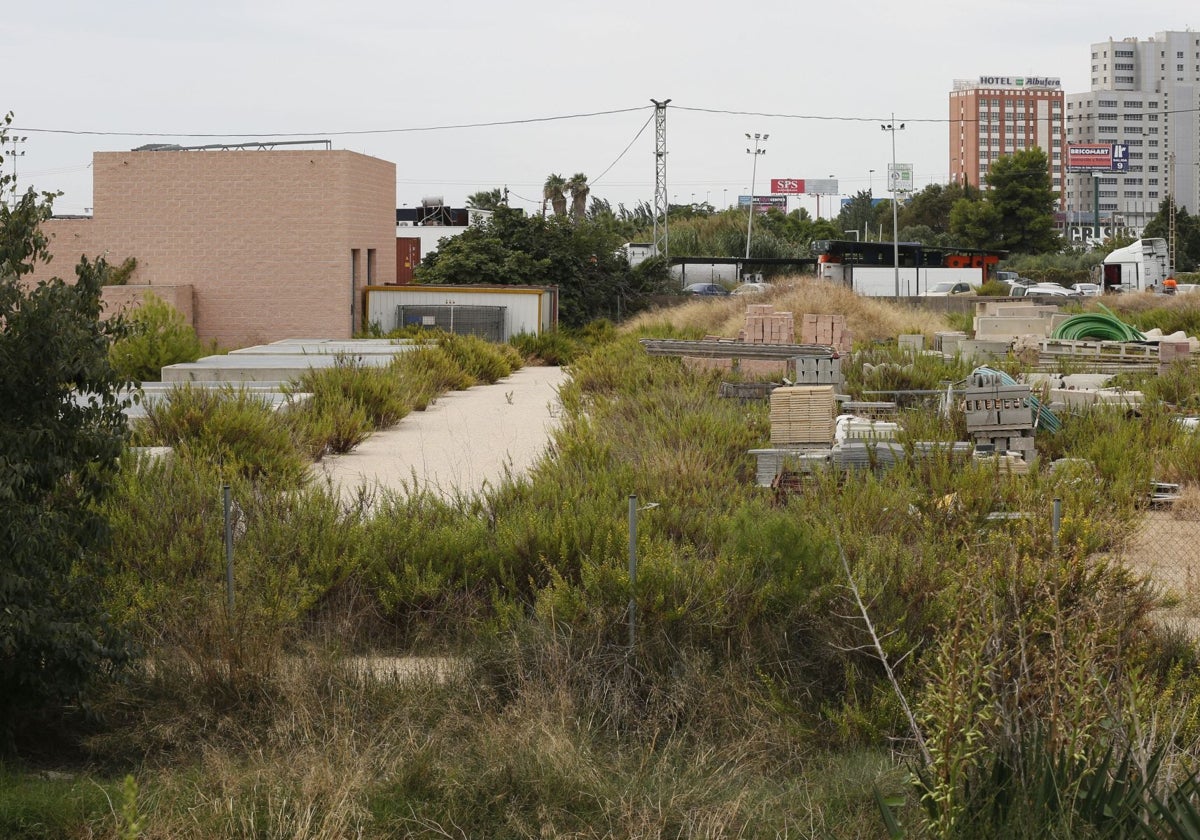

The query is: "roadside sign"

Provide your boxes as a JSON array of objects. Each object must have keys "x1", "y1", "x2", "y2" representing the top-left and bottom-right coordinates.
[
  {"x1": 1067, "y1": 143, "x2": 1129, "y2": 173},
  {"x1": 888, "y1": 163, "x2": 913, "y2": 192}
]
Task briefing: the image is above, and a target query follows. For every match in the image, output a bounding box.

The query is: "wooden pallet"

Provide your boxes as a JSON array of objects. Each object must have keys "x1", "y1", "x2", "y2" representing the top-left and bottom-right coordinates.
[{"x1": 1037, "y1": 339, "x2": 1158, "y2": 361}]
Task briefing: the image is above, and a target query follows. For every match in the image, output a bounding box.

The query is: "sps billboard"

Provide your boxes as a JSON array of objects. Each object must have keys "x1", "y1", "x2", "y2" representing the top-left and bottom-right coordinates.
[{"x1": 770, "y1": 178, "x2": 839, "y2": 195}]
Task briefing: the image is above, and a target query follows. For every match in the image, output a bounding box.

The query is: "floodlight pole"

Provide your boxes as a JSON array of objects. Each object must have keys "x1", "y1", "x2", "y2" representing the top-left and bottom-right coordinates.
[
  {"x1": 882, "y1": 115, "x2": 905, "y2": 297},
  {"x1": 745, "y1": 133, "x2": 768, "y2": 262}
]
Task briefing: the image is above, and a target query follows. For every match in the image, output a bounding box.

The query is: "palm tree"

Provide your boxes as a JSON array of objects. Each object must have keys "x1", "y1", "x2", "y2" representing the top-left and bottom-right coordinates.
[
  {"x1": 543, "y1": 174, "x2": 567, "y2": 218},
  {"x1": 466, "y1": 188, "x2": 504, "y2": 211},
  {"x1": 566, "y1": 173, "x2": 589, "y2": 222}
]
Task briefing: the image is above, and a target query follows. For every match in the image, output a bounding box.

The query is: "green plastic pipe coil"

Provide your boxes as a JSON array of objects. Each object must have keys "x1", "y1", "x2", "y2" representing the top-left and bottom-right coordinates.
[{"x1": 1050, "y1": 303, "x2": 1145, "y2": 342}]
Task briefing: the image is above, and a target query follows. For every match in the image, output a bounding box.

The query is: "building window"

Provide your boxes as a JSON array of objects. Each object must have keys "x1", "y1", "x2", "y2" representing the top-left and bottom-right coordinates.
[
  {"x1": 1149, "y1": 191, "x2": 1159, "y2": 198},
  {"x1": 1098, "y1": 126, "x2": 1118, "y2": 134},
  {"x1": 1124, "y1": 113, "x2": 1143, "y2": 121},
  {"x1": 1124, "y1": 191, "x2": 1141, "y2": 198},
  {"x1": 1149, "y1": 178, "x2": 1158, "y2": 185},
  {"x1": 367, "y1": 248, "x2": 377, "y2": 284},
  {"x1": 1098, "y1": 112, "x2": 1118, "y2": 120},
  {"x1": 1148, "y1": 113, "x2": 1159, "y2": 121},
  {"x1": 1098, "y1": 99, "x2": 1117, "y2": 107}
]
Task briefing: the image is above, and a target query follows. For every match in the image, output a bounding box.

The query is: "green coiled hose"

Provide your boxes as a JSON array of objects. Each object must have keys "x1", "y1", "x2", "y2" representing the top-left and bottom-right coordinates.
[{"x1": 1050, "y1": 304, "x2": 1145, "y2": 342}]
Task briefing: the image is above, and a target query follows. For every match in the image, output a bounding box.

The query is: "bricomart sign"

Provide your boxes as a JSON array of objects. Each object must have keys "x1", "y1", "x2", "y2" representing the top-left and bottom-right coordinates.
[
  {"x1": 1066, "y1": 143, "x2": 1130, "y2": 172},
  {"x1": 977, "y1": 75, "x2": 1062, "y2": 88}
]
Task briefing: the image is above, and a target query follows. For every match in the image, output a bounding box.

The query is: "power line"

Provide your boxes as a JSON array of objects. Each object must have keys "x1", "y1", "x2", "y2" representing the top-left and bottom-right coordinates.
[
  {"x1": 11, "y1": 106, "x2": 654, "y2": 139},
  {"x1": 590, "y1": 112, "x2": 654, "y2": 186}
]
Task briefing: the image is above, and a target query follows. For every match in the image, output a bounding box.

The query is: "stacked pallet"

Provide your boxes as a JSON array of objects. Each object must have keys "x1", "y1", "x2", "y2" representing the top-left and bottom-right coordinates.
[
  {"x1": 800, "y1": 314, "x2": 851, "y2": 353},
  {"x1": 963, "y1": 371, "x2": 1036, "y2": 465},
  {"x1": 740, "y1": 305, "x2": 795, "y2": 344},
  {"x1": 770, "y1": 385, "x2": 837, "y2": 446}
]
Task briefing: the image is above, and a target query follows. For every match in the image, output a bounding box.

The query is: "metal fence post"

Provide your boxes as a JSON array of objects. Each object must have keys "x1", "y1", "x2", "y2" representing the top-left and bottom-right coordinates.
[
  {"x1": 1052, "y1": 497, "x2": 1062, "y2": 553},
  {"x1": 224, "y1": 484, "x2": 235, "y2": 616},
  {"x1": 628, "y1": 494, "x2": 637, "y2": 649}
]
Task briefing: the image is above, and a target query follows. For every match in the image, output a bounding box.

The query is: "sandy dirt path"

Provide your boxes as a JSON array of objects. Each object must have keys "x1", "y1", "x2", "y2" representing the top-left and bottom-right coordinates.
[{"x1": 314, "y1": 365, "x2": 567, "y2": 503}]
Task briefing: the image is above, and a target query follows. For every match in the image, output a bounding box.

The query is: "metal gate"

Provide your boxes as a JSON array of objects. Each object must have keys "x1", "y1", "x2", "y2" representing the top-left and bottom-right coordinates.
[{"x1": 397, "y1": 305, "x2": 506, "y2": 342}]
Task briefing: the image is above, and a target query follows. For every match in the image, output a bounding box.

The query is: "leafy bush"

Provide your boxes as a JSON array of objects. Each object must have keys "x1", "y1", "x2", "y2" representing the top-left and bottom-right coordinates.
[
  {"x1": 109, "y1": 291, "x2": 207, "y2": 381},
  {"x1": 509, "y1": 329, "x2": 583, "y2": 365},
  {"x1": 134, "y1": 385, "x2": 307, "y2": 484},
  {"x1": 434, "y1": 333, "x2": 520, "y2": 384}
]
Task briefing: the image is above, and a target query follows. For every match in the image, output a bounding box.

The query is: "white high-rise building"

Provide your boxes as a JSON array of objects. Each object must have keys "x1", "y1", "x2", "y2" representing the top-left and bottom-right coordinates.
[{"x1": 1064, "y1": 31, "x2": 1200, "y2": 242}]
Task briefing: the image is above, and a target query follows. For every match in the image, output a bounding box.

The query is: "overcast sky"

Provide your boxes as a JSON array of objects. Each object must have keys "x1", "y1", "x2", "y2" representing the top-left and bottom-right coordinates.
[{"x1": 4, "y1": 1, "x2": 1197, "y2": 219}]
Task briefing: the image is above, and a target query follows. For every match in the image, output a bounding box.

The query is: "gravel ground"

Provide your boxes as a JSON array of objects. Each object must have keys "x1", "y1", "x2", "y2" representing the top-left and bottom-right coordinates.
[{"x1": 314, "y1": 365, "x2": 567, "y2": 503}]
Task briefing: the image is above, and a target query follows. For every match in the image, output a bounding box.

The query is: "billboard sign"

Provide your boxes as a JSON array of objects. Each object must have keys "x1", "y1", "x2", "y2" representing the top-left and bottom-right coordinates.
[
  {"x1": 888, "y1": 163, "x2": 913, "y2": 192},
  {"x1": 770, "y1": 178, "x2": 839, "y2": 195},
  {"x1": 738, "y1": 195, "x2": 788, "y2": 213},
  {"x1": 1067, "y1": 143, "x2": 1129, "y2": 172}
]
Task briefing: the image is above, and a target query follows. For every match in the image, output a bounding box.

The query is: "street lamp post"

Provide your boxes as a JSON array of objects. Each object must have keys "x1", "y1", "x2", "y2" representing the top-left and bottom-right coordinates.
[
  {"x1": 881, "y1": 116, "x2": 905, "y2": 297},
  {"x1": 745, "y1": 133, "x2": 768, "y2": 261},
  {"x1": 869, "y1": 169, "x2": 875, "y2": 195}
]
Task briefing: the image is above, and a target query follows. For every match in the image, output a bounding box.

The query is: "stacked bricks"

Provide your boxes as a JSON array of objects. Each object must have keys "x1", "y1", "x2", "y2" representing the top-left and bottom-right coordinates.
[
  {"x1": 800, "y1": 313, "x2": 852, "y2": 353},
  {"x1": 739, "y1": 304, "x2": 795, "y2": 345},
  {"x1": 769, "y1": 385, "x2": 837, "y2": 446}
]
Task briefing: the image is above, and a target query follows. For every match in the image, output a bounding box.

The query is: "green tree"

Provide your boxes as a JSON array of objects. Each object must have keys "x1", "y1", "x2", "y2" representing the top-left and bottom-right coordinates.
[
  {"x1": 835, "y1": 190, "x2": 877, "y2": 241},
  {"x1": 109, "y1": 291, "x2": 207, "y2": 381},
  {"x1": 566, "y1": 173, "x2": 589, "y2": 222},
  {"x1": 949, "y1": 199, "x2": 1004, "y2": 249},
  {"x1": 542, "y1": 173, "x2": 567, "y2": 218},
  {"x1": 1144, "y1": 198, "x2": 1200, "y2": 272},
  {"x1": 415, "y1": 206, "x2": 670, "y2": 326},
  {"x1": 0, "y1": 113, "x2": 132, "y2": 746},
  {"x1": 980, "y1": 149, "x2": 1061, "y2": 254},
  {"x1": 899, "y1": 182, "x2": 980, "y2": 235},
  {"x1": 466, "y1": 188, "x2": 505, "y2": 211}
]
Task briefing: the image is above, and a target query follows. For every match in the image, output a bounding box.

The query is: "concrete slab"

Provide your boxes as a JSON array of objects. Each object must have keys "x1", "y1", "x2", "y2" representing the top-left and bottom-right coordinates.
[
  {"x1": 315, "y1": 365, "x2": 568, "y2": 503},
  {"x1": 162, "y1": 352, "x2": 397, "y2": 383},
  {"x1": 230, "y1": 340, "x2": 415, "y2": 356}
]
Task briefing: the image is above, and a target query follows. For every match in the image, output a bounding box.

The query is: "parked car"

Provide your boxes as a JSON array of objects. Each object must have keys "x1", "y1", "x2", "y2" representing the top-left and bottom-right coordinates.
[
  {"x1": 1070, "y1": 283, "x2": 1102, "y2": 297},
  {"x1": 682, "y1": 283, "x2": 730, "y2": 296},
  {"x1": 1025, "y1": 283, "x2": 1081, "y2": 299},
  {"x1": 923, "y1": 281, "x2": 973, "y2": 297},
  {"x1": 731, "y1": 282, "x2": 774, "y2": 296}
]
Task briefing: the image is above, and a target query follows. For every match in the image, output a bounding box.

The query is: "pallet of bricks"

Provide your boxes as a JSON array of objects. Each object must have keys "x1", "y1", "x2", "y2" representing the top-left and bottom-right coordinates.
[
  {"x1": 770, "y1": 385, "x2": 836, "y2": 447},
  {"x1": 764, "y1": 384, "x2": 837, "y2": 489},
  {"x1": 740, "y1": 304, "x2": 795, "y2": 345},
  {"x1": 962, "y1": 370, "x2": 1035, "y2": 471},
  {"x1": 800, "y1": 313, "x2": 852, "y2": 354}
]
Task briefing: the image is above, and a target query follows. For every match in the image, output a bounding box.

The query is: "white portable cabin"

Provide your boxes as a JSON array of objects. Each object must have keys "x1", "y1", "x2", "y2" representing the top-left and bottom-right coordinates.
[{"x1": 365, "y1": 285, "x2": 558, "y2": 340}]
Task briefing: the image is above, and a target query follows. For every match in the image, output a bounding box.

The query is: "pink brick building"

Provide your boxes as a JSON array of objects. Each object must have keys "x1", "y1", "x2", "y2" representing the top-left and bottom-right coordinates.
[{"x1": 30, "y1": 148, "x2": 397, "y2": 348}]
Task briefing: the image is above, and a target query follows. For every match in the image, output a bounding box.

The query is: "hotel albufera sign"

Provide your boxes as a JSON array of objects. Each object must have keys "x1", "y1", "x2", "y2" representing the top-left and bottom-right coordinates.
[{"x1": 977, "y1": 75, "x2": 1062, "y2": 88}]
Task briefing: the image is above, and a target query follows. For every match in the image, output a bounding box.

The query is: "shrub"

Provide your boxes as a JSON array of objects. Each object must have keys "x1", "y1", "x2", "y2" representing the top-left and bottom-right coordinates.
[
  {"x1": 134, "y1": 384, "x2": 307, "y2": 484},
  {"x1": 434, "y1": 333, "x2": 520, "y2": 384},
  {"x1": 109, "y1": 291, "x2": 207, "y2": 381},
  {"x1": 509, "y1": 330, "x2": 583, "y2": 365}
]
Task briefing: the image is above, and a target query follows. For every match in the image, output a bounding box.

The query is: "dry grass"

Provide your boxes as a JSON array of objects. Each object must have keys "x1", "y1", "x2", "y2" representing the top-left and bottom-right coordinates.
[{"x1": 626, "y1": 276, "x2": 956, "y2": 344}]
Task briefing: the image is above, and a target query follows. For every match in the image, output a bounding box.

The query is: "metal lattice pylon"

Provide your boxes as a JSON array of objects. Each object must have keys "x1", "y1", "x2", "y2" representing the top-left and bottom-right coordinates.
[{"x1": 651, "y1": 98, "x2": 670, "y2": 260}]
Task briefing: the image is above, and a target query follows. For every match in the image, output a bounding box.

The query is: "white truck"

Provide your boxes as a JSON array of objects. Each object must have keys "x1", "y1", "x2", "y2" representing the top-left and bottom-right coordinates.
[{"x1": 1096, "y1": 238, "x2": 1169, "y2": 292}]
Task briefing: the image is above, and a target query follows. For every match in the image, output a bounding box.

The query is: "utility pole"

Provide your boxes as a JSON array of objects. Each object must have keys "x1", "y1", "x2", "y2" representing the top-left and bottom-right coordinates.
[
  {"x1": 651, "y1": 99, "x2": 671, "y2": 262},
  {"x1": 881, "y1": 115, "x2": 905, "y2": 297},
  {"x1": 745, "y1": 133, "x2": 768, "y2": 261}
]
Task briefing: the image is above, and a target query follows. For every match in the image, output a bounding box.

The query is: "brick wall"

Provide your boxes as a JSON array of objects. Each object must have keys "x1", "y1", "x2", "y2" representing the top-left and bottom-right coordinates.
[
  {"x1": 100, "y1": 285, "x2": 195, "y2": 325},
  {"x1": 29, "y1": 149, "x2": 397, "y2": 348}
]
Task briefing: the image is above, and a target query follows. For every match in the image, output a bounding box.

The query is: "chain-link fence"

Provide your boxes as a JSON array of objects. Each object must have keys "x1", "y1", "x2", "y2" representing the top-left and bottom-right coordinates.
[{"x1": 1108, "y1": 507, "x2": 1200, "y2": 611}]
